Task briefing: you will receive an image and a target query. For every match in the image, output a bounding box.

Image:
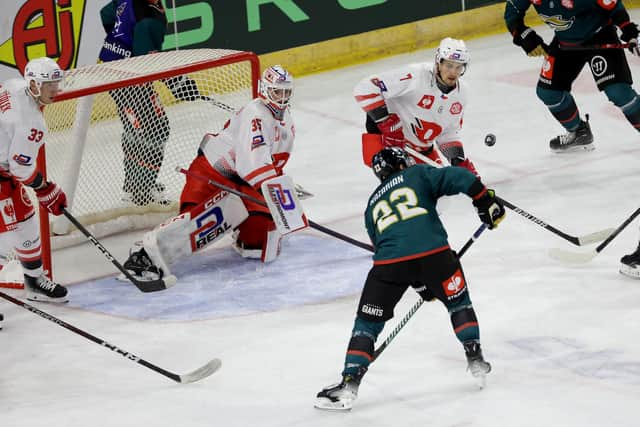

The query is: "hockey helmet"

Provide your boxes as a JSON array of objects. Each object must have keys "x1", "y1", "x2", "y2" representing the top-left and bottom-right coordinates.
[
  {"x1": 371, "y1": 147, "x2": 414, "y2": 182},
  {"x1": 435, "y1": 37, "x2": 470, "y2": 75},
  {"x1": 259, "y1": 65, "x2": 293, "y2": 120},
  {"x1": 24, "y1": 57, "x2": 64, "y2": 99}
]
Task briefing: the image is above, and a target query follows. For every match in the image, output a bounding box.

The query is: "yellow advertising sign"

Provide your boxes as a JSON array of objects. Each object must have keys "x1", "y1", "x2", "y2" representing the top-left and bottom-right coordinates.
[{"x1": 0, "y1": 0, "x2": 86, "y2": 72}]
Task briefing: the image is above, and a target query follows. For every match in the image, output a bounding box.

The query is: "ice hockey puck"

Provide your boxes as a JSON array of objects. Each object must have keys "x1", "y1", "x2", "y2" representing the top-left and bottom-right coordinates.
[{"x1": 484, "y1": 133, "x2": 496, "y2": 146}]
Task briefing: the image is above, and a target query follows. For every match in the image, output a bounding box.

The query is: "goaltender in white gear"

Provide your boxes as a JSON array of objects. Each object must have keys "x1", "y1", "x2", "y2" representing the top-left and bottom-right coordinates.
[{"x1": 123, "y1": 65, "x2": 307, "y2": 281}]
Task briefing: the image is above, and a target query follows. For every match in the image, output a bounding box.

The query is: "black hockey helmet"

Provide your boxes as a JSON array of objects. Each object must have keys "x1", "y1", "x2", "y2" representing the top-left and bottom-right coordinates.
[{"x1": 371, "y1": 147, "x2": 413, "y2": 182}]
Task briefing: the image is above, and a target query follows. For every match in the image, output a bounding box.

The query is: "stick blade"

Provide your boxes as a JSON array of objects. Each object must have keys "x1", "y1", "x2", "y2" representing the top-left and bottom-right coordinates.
[
  {"x1": 577, "y1": 228, "x2": 616, "y2": 245},
  {"x1": 548, "y1": 248, "x2": 597, "y2": 264},
  {"x1": 179, "y1": 358, "x2": 222, "y2": 384}
]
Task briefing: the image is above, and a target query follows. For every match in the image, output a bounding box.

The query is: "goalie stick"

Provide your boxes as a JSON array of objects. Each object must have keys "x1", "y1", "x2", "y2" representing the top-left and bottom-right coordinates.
[
  {"x1": 403, "y1": 146, "x2": 614, "y2": 246},
  {"x1": 549, "y1": 206, "x2": 640, "y2": 264},
  {"x1": 0, "y1": 291, "x2": 220, "y2": 383},
  {"x1": 62, "y1": 208, "x2": 177, "y2": 293},
  {"x1": 176, "y1": 167, "x2": 374, "y2": 252},
  {"x1": 372, "y1": 223, "x2": 487, "y2": 362}
]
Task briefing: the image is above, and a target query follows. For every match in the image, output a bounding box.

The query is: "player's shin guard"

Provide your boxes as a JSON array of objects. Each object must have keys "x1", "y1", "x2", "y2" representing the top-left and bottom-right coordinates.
[
  {"x1": 603, "y1": 83, "x2": 640, "y2": 132},
  {"x1": 537, "y1": 87, "x2": 582, "y2": 131},
  {"x1": 342, "y1": 317, "x2": 384, "y2": 377},
  {"x1": 449, "y1": 304, "x2": 480, "y2": 343}
]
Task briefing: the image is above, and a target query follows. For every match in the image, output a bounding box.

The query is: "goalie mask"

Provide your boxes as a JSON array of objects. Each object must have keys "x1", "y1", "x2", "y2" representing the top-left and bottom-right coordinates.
[
  {"x1": 435, "y1": 37, "x2": 470, "y2": 82},
  {"x1": 371, "y1": 147, "x2": 414, "y2": 182},
  {"x1": 259, "y1": 65, "x2": 293, "y2": 120},
  {"x1": 24, "y1": 57, "x2": 64, "y2": 104}
]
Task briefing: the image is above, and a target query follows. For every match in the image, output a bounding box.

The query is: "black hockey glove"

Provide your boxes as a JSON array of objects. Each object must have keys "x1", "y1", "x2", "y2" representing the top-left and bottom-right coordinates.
[
  {"x1": 513, "y1": 28, "x2": 548, "y2": 57},
  {"x1": 472, "y1": 189, "x2": 506, "y2": 230},
  {"x1": 166, "y1": 75, "x2": 201, "y2": 101},
  {"x1": 620, "y1": 22, "x2": 640, "y2": 57}
]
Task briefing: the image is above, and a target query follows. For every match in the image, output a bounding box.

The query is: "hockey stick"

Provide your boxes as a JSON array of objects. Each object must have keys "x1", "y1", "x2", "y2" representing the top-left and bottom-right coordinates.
[
  {"x1": 372, "y1": 223, "x2": 487, "y2": 362},
  {"x1": 559, "y1": 43, "x2": 632, "y2": 51},
  {"x1": 0, "y1": 291, "x2": 221, "y2": 383},
  {"x1": 176, "y1": 167, "x2": 375, "y2": 252},
  {"x1": 196, "y1": 95, "x2": 236, "y2": 113},
  {"x1": 403, "y1": 146, "x2": 614, "y2": 246},
  {"x1": 62, "y1": 208, "x2": 177, "y2": 293},
  {"x1": 549, "y1": 206, "x2": 640, "y2": 264}
]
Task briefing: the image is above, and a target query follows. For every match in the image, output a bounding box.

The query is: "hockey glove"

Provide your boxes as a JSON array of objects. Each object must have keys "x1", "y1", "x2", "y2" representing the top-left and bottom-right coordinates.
[
  {"x1": 513, "y1": 28, "x2": 547, "y2": 57},
  {"x1": 377, "y1": 113, "x2": 405, "y2": 147},
  {"x1": 620, "y1": 22, "x2": 640, "y2": 57},
  {"x1": 167, "y1": 75, "x2": 201, "y2": 101},
  {"x1": 35, "y1": 181, "x2": 67, "y2": 216},
  {"x1": 472, "y1": 189, "x2": 505, "y2": 230}
]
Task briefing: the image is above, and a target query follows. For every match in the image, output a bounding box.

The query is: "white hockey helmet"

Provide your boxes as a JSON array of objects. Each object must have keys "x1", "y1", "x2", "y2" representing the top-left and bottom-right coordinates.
[
  {"x1": 24, "y1": 56, "x2": 64, "y2": 98},
  {"x1": 259, "y1": 65, "x2": 293, "y2": 120},
  {"x1": 435, "y1": 38, "x2": 470, "y2": 74}
]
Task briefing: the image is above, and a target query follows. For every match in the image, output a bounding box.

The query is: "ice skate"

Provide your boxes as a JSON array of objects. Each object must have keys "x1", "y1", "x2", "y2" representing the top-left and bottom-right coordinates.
[
  {"x1": 122, "y1": 182, "x2": 170, "y2": 206},
  {"x1": 464, "y1": 340, "x2": 491, "y2": 389},
  {"x1": 549, "y1": 115, "x2": 594, "y2": 153},
  {"x1": 315, "y1": 375, "x2": 361, "y2": 411},
  {"x1": 620, "y1": 244, "x2": 640, "y2": 279},
  {"x1": 123, "y1": 247, "x2": 163, "y2": 281},
  {"x1": 24, "y1": 273, "x2": 68, "y2": 303}
]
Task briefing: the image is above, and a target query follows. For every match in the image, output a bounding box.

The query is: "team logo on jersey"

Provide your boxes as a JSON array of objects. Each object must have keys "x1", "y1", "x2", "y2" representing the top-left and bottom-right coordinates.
[
  {"x1": 417, "y1": 94, "x2": 435, "y2": 109},
  {"x1": 371, "y1": 78, "x2": 388, "y2": 92},
  {"x1": 530, "y1": 0, "x2": 542, "y2": 5},
  {"x1": 361, "y1": 304, "x2": 384, "y2": 317},
  {"x1": 0, "y1": 90, "x2": 11, "y2": 113},
  {"x1": 442, "y1": 269, "x2": 466, "y2": 300},
  {"x1": 539, "y1": 14, "x2": 575, "y2": 31},
  {"x1": 561, "y1": 0, "x2": 574, "y2": 8},
  {"x1": 252, "y1": 134, "x2": 266, "y2": 150},
  {"x1": 12, "y1": 154, "x2": 32, "y2": 166},
  {"x1": 590, "y1": 56, "x2": 608, "y2": 77},
  {"x1": 190, "y1": 203, "x2": 232, "y2": 251},
  {"x1": 449, "y1": 102, "x2": 463, "y2": 115}
]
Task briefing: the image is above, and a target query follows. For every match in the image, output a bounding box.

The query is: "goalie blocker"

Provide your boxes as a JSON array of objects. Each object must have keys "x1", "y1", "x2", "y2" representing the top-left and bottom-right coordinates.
[{"x1": 128, "y1": 175, "x2": 307, "y2": 280}]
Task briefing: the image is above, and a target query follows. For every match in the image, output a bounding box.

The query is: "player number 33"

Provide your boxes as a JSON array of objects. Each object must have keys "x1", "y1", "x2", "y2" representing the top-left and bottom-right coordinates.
[{"x1": 372, "y1": 187, "x2": 427, "y2": 233}]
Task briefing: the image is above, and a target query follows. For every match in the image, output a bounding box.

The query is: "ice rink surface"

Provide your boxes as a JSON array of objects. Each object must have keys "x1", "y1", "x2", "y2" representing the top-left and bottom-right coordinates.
[{"x1": 2, "y1": 15, "x2": 640, "y2": 427}]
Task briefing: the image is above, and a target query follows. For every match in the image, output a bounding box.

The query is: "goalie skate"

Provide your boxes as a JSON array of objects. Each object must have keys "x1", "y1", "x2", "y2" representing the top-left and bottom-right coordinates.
[
  {"x1": 314, "y1": 377, "x2": 360, "y2": 411},
  {"x1": 122, "y1": 248, "x2": 163, "y2": 281}
]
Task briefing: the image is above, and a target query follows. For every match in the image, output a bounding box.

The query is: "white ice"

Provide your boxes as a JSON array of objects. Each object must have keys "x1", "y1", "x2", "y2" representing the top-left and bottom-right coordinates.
[{"x1": 2, "y1": 16, "x2": 640, "y2": 427}]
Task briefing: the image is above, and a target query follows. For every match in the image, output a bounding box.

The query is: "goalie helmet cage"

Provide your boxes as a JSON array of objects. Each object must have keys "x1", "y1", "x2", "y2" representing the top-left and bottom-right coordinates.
[{"x1": 0, "y1": 49, "x2": 259, "y2": 289}]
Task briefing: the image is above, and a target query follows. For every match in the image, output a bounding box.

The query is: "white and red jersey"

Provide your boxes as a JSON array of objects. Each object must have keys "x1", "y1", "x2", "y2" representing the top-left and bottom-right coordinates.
[
  {"x1": 354, "y1": 62, "x2": 467, "y2": 153},
  {"x1": 0, "y1": 78, "x2": 47, "y2": 185},
  {"x1": 199, "y1": 98, "x2": 295, "y2": 189},
  {"x1": 0, "y1": 78, "x2": 48, "y2": 233}
]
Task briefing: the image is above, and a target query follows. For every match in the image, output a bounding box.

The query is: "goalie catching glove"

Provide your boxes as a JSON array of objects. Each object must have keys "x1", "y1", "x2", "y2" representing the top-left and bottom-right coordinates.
[{"x1": 35, "y1": 181, "x2": 67, "y2": 216}]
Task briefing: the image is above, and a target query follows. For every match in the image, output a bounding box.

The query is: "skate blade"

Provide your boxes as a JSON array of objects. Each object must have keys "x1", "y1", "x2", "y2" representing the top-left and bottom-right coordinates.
[
  {"x1": 25, "y1": 292, "x2": 69, "y2": 304},
  {"x1": 474, "y1": 373, "x2": 487, "y2": 389},
  {"x1": 314, "y1": 397, "x2": 354, "y2": 411},
  {"x1": 551, "y1": 144, "x2": 595, "y2": 154},
  {"x1": 620, "y1": 265, "x2": 640, "y2": 279}
]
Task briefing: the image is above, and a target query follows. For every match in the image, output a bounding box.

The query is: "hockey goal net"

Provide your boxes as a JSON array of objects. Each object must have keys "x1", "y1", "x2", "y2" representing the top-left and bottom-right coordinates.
[{"x1": 0, "y1": 49, "x2": 259, "y2": 288}]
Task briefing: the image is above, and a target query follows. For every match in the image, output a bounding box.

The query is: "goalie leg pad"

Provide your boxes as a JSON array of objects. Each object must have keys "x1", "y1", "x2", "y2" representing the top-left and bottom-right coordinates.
[
  {"x1": 143, "y1": 191, "x2": 249, "y2": 276},
  {"x1": 261, "y1": 225, "x2": 283, "y2": 263}
]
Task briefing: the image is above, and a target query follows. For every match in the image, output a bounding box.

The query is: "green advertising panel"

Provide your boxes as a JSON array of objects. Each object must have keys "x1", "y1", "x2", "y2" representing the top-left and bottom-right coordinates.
[{"x1": 163, "y1": 0, "x2": 502, "y2": 53}]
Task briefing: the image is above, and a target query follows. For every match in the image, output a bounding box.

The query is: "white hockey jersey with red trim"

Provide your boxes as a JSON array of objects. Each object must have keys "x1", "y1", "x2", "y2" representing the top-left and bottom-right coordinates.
[
  {"x1": 199, "y1": 98, "x2": 295, "y2": 189},
  {"x1": 0, "y1": 79, "x2": 47, "y2": 184},
  {"x1": 353, "y1": 62, "x2": 467, "y2": 152}
]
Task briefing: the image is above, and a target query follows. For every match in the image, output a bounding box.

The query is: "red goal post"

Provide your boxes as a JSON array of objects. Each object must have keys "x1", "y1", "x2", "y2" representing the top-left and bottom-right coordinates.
[{"x1": 0, "y1": 49, "x2": 259, "y2": 288}]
